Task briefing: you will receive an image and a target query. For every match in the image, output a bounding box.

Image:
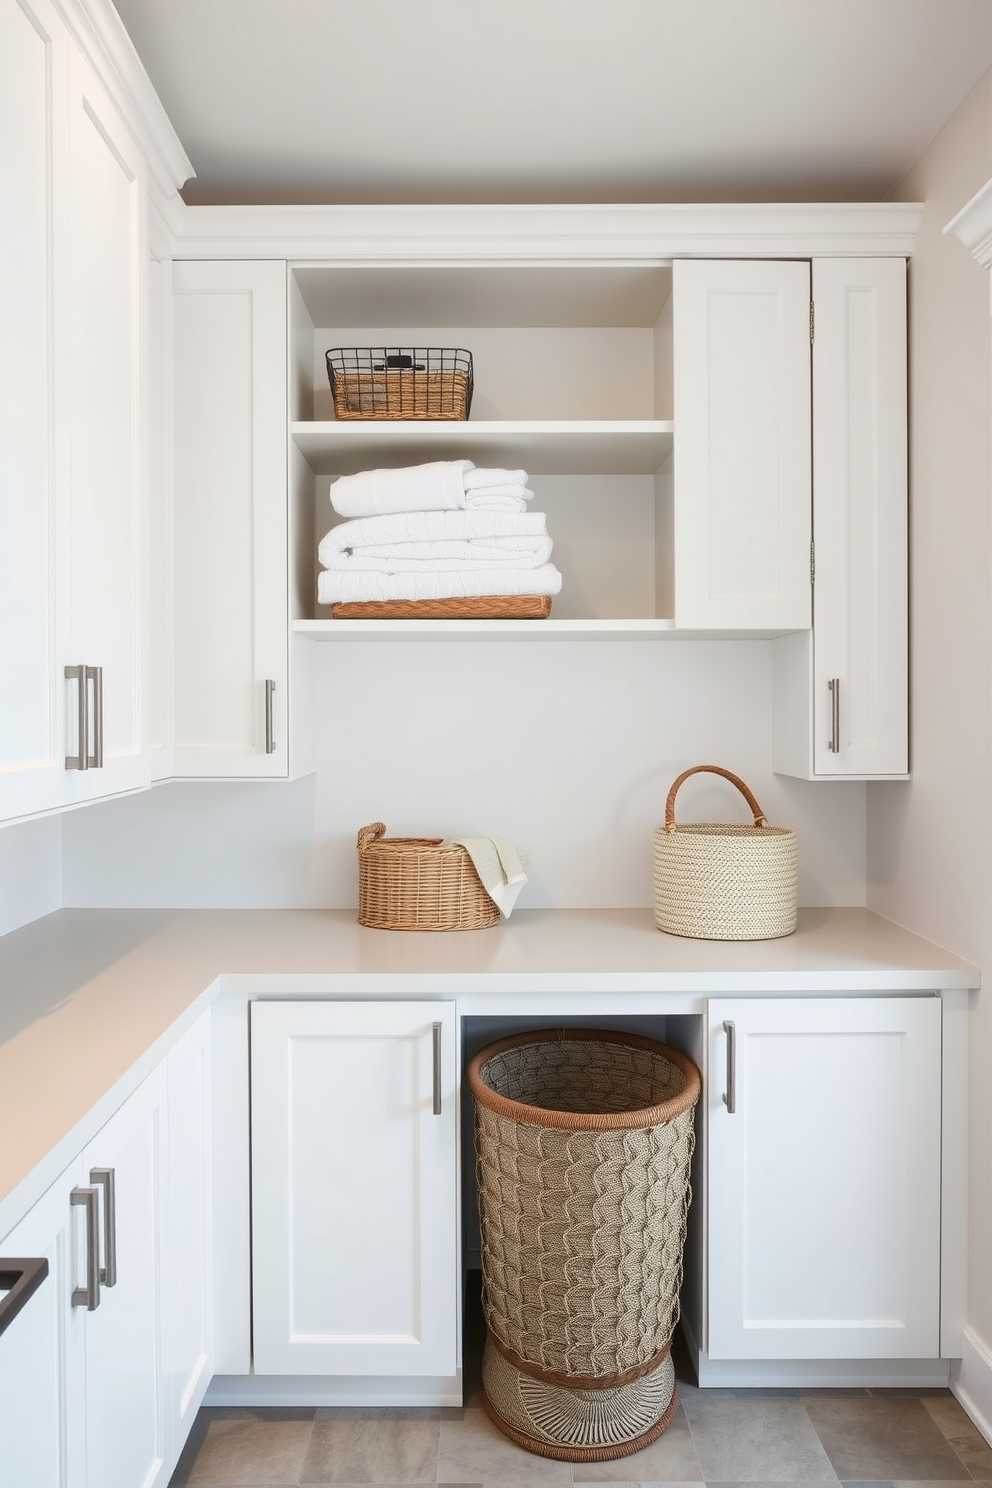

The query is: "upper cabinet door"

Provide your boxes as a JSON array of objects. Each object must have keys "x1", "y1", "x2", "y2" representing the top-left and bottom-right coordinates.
[
  {"x1": 171, "y1": 260, "x2": 288, "y2": 778},
  {"x1": 811, "y1": 257, "x2": 908, "y2": 776},
  {"x1": 0, "y1": 0, "x2": 69, "y2": 822},
  {"x1": 673, "y1": 261, "x2": 812, "y2": 631},
  {"x1": 65, "y1": 50, "x2": 150, "y2": 805}
]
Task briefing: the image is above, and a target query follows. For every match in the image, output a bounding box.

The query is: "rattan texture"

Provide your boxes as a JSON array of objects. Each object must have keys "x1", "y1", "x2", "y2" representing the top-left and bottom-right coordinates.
[
  {"x1": 330, "y1": 595, "x2": 552, "y2": 620},
  {"x1": 481, "y1": 1336, "x2": 677, "y2": 1461},
  {"x1": 653, "y1": 764, "x2": 798, "y2": 941},
  {"x1": 326, "y1": 347, "x2": 473, "y2": 420},
  {"x1": 468, "y1": 1030, "x2": 699, "y2": 1386},
  {"x1": 356, "y1": 822, "x2": 499, "y2": 932}
]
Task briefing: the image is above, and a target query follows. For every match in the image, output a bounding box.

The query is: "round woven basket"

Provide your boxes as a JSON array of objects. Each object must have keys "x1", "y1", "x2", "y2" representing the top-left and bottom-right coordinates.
[
  {"x1": 356, "y1": 822, "x2": 499, "y2": 931},
  {"x1": 653, "y1": 765, "x2": 798, "y2": 941},
  {"x1": 467, "y1": 1028, "x2": 700, "y2": 1459}
]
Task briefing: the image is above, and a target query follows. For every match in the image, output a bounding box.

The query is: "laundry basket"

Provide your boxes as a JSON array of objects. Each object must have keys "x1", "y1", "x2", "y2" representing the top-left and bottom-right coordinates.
[{"x1": 467, "y1": 1028, "x2": 700, "y2": 1462}]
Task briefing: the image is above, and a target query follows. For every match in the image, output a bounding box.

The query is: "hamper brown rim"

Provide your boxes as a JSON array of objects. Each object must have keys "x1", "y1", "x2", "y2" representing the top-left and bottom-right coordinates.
[
  {"x1": 466, "y1": 1027, "x2": 701, "y2": 1130},
  {"x1": 480, "y1": 1377, "x2": 679, "y2": 1464},
  {"x1": 485, "y1": 1326, "x2": 674, "y2": 1390}
]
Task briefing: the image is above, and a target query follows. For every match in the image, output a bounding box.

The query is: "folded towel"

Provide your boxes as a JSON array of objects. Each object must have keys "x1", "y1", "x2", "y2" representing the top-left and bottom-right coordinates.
[
  {"x1": 330, "y1": 461, "x2": 473, "y2": 517},
  {"x1": 463, "y1": 468, "x2": 528, "y2": 491},
  {"x1": 317, "y1": 564, "x2": 563, "y2": 605},
  {"x1": 440, "y1": 836, "x2": 529, "y2": 918},
  {"x1": 318, "y1": 510, "x2": 552, "y2": 573}
]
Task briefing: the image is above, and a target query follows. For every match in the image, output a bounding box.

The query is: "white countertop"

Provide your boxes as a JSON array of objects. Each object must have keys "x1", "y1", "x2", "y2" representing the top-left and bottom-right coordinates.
[{"x1": 0, "y1": 906, "x2": 979, "y2": 1239}]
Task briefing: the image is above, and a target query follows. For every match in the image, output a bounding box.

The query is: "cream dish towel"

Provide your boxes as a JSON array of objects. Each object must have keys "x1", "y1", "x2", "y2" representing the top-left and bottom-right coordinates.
[{"x1": 440, "y1": 836, "x2": 529, "y2": 918}]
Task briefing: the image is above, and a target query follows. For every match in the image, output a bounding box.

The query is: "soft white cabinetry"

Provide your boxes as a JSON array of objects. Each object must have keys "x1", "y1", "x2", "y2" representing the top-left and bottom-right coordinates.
[
  {"x1": 773, "y1": 258, "x2": 908, "y2": 778},
  {"x1": 0, "y1": 0, "x2": 69, "y2": 823},
  {"x1": 80, "y1": 1061, "x2": 168, "y2": 1488},
  {"x1": 0, "y1": 4, "x2": 150, "y2": 824},
  {"x1": 171, "y1": 260, "x2": 289, "y2": 777},
  {"x1": 672, "y1": 260, "x2": 812, "y2": 630},
  {"x1": 165, "y1": 1011, "x2": 214, "y2": 1459},
  {"x1": 250, "y1": 999, "x2": 458, "y2": 1377},
  {"x1": 706, "y1": 996, "x2": 940, "y2": 1361},
  {"x1": 0, "y1": 1158, "x2": 86, "y2": 1488}
]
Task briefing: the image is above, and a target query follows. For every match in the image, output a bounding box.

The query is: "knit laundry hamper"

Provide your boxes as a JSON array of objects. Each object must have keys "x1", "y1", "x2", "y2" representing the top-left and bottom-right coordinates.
[{"x1": 467, "y1": 1029, "x2": 700, "y2": 1462}]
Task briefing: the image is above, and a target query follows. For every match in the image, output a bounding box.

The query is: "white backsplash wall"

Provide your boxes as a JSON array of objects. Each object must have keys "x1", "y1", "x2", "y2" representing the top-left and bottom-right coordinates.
[
  {"x1": 0, "y1": 813, "x2": 62, "y2": 935},
  {"x1": 61, "y1": 638, "x2": 867, "y2": 909}
]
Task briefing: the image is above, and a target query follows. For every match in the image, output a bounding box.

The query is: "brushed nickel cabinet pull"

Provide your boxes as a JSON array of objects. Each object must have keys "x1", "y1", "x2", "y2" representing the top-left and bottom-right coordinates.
[
  {"x1": 87, "y1": 666, "x2": 103, "y2": 768},
  {"x1": 65, "y1": 664, "x2": 88, "y2": 770},
  {"x1": 432, "y1": 1022, "x2": 442, "y2": 1115},
  {"x1": 828, "y1": 677, "x2": 840, "y2": 753},
  {"x1": 89, "y1": 1167, "x2": 117, "y2": 1287},
  {"x1": 265, "y1": 679, "x2": 275, "y2": 754},
  {"x1": 723, "y1": 1020, "x2": 736, "y2": 1114},
  {"x1": 70, "y1": 1186, "x2": 100, "y2": 1309}
]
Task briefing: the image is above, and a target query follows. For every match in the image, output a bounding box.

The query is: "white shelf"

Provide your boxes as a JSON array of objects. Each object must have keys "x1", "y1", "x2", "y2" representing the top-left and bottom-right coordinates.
[
  {"x1": 290, "y1": 420, "x2": 674, "y2": 476},
  {"x1": 292, "y1": 619, "x2": 804, "y2": 641}
]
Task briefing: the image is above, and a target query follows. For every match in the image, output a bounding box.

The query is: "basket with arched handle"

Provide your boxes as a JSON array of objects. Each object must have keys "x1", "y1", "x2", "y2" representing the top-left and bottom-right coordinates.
[{"x1": 652, "y1": 765, "x2": 798, "y2": 940}]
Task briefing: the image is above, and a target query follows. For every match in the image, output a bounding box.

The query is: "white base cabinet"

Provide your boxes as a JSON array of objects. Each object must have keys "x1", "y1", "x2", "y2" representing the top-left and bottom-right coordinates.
[
  {"x1": 250, "y1": 1000, "x2": 458, "y2": 1378},
  {"x1": 706, "y1": 997, "x2": 941, "y2": 1361}
]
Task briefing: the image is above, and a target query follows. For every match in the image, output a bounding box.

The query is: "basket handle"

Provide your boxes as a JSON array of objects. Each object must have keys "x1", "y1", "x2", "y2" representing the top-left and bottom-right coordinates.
[
  {"x1": 356, "y1": 822, "x2": 386, "y2": 850},
  {"x1": 664, "y1": 765, "x2": 768, "y2": 834}
]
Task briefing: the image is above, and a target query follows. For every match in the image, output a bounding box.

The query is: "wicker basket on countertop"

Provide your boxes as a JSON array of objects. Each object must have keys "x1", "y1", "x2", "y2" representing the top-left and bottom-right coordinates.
[
  {"x1": 356, "y1": 821, "x2": 500, "y2": 931},
  {"x1": 652, "y1": 765, "x2": 798, "y2": 941}
]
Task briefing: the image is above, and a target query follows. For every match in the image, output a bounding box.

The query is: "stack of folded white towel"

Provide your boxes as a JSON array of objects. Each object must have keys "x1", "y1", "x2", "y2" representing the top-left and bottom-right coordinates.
[{"x1": 316, "y1": 460, "x2": 563, "y2": 605}]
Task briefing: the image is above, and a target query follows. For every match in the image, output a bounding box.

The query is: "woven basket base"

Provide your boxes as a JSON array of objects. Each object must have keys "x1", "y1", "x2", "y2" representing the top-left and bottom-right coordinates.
[
  {"x1": 480, "y1": 1335, "x2": 677, "y2": 1461},
  {"x1": 331, "y1": 595, "x2": 552, "y2": 620}
]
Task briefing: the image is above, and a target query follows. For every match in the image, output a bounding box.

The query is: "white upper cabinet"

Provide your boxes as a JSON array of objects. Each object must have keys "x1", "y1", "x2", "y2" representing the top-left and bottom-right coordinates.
[
  {"x1": 171, "y1": 260, "x2": 289, "y2": 777},
  {"x1": 0, "y1": 0, "x2": 69, "y2": 822},
  {"x1": 0, "y1": 7, "x2": 151, "y2": 825},
  {"x1": 773, "y1": 258, "x2": 908, "y2": 778},
  {"x1": 672, "y1": 260, "x2": 812, "y2": 631}
]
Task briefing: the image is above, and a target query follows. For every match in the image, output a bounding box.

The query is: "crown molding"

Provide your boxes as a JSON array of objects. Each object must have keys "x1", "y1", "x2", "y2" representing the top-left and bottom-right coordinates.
[
  {"x1": 169, "y1": 200, "x2": 923, "y2": 263},
  {"x1": 945, "y1": 177, "x2": 992, "y2": 270},
  {"x1": 53, "y1": 0, "x2": 193, "y2": 205}
]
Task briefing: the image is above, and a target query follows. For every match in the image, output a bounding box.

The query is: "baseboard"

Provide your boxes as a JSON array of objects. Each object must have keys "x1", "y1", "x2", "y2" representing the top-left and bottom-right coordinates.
[
  {"x1": 952, "y1": 1327, "x2": 992, "y2": 1446},
  {"x1": 203, "y1": 1371, "x2": 463, "y2": 1408},
  {"x1": 694, "y1": 1353, "x2": 951, "y2": 1389}
]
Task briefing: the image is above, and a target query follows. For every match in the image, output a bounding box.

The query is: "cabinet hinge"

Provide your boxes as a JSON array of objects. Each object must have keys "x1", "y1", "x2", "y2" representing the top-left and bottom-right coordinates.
[
  {"x1": 810, "y1": 300, "x2": 815, "y2": 345},
  {"x1": 810, "y1": 541, "x2": 815, "y2": 585}
]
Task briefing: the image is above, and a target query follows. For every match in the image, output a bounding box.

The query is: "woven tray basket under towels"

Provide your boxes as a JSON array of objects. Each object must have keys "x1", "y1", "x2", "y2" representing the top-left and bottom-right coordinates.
[
  {"x1": 468, "y1": 1029, "x2": 701, "y2": 1462},
  {"x1": 653, "y1": 765, "x2": 798, "y2": 941}
]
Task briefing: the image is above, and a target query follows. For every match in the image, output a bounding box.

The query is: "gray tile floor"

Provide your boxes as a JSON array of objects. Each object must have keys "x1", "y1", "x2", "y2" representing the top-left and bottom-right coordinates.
[{"x1": 168, "y1": 1279, "x2": 992, "y2": 1488}]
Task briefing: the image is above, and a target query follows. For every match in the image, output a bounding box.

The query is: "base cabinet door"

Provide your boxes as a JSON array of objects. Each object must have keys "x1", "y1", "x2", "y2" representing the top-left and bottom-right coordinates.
[
  {"x1": 0, "y1": 1159, "x2": 86, "y2": 1488},
  {"x1": 81, "y1": 1064, "x2": 168, "y2": 1488},
  {"x1": 250, "y1": 1000, "x2": 458, "y2": 1376},
  {"x1": 706, "y1": 996, "x2": 940, "y2": 1360}
]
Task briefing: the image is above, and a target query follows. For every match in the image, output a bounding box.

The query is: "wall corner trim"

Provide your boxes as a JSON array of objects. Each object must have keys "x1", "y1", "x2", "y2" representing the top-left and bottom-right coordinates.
[{"x1": 951, "y1": 1325, "x2": 992, "y2": 1447}]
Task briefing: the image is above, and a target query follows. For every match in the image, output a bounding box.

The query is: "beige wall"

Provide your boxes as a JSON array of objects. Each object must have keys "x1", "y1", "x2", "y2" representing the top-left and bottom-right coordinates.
[{"x1": 871, "y1": 70, "x2": 992, "y2": 1361}]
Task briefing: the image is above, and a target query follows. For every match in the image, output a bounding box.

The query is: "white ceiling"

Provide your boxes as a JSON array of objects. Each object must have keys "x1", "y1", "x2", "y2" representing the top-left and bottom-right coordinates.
[{"x1": 111, "y1": 0, "x2": 992, "y2": 207}]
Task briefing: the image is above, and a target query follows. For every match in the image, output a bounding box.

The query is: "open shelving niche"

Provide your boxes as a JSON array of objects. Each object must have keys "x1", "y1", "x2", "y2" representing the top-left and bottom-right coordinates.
[{"x1": 287, "y1": 261, "x2": 705, "y2": 641}]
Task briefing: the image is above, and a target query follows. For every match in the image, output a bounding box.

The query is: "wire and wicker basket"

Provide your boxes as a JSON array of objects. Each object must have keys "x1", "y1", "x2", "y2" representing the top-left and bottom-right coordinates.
[
  {"x1": 326, "y1": 347, "x2": 473, "y2": 420},
  {"x1": 468, "y1": 1028, "x2": 700, "y2": 1461},
  {"x1": 356, "y1": 821, "x2": 499, "y2": 931},
  {"x1": 653, "y1": 765, "x2": 798, "y2": 941}
]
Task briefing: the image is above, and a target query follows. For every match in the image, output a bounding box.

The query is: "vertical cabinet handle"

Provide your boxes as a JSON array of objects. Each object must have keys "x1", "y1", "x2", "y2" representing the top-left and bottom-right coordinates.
[
  {"x1": 432, "y1": 1021, "x2": 442, "y2": 1115},
  {"x1": 87, "y1": 666, "x2": 103, "y2": 769},
  {"x1": 265, "y1": 679, "x2": 276, "y2": 754},
  {"x1": 70, "y1": 1186, "x2": 100, "y2": 1310},
  {"x1": 722, "y1": 1019, "x2": 736, "y2": 1114},
  {"x1": 89, "y1": 1167, "x2": 117, "y2": 1287},
  {"x1": 65, "y1": 665, "x2": 88, "y2": 770},
  {"x1": 65, "y1": 665, "x2": 104, "y2": 770},
  {"x1": 828, "y1": 677, "x2": 840, "y2": 753}
]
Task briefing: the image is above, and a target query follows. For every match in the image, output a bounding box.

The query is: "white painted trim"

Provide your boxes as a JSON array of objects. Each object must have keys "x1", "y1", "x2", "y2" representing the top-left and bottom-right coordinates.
[
  {"x1": 945, "y1": 177, "x2": 992, "y2": 269},
  {"x1": 952, "y1": 1326, "x2": 992, "y2": 1447},
  {"x1": 941, "y1": 988, "x2": 970, "y2": 1359},
  {"x1": 695, "y1": 1351, "x2": 951, "y2": 1389},
  {"x1": 170, "y1": 201, "x2": 923, "y2": 263},
  {"x1": 203, "y1": 1372, "x2": 463, "y2": 1408},
  {"x1": 50, "y1": 0, "x2": 192, "y2": 200}
]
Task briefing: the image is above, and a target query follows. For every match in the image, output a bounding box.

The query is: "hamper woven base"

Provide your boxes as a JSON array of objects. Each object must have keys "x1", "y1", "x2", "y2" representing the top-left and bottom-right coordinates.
[{"x1": 480, "y1": 1335, "x2": 677, "y2": 1462}]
